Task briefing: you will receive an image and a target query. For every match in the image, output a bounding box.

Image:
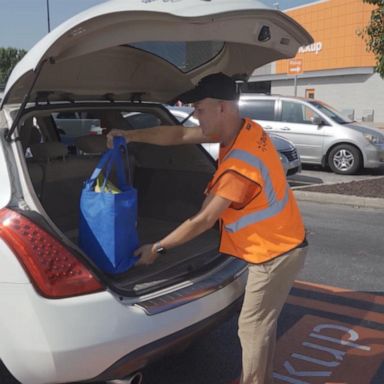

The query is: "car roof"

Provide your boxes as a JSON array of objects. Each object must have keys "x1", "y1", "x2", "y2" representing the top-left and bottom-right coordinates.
[{"x1": 240, "y1": 94, "x2": 319, "y2": 103}]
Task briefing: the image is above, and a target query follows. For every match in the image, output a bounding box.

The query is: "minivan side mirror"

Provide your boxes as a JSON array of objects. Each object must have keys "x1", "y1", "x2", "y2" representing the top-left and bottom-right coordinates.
[{"x1": 310, "y1": 116, "x2": 324, "y2": 126}]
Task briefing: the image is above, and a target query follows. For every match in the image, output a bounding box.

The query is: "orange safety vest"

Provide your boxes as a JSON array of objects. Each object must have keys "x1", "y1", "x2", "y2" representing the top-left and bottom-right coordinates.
[{"x1": 207, "y1": 118, "x2": 305, "y2": 264}]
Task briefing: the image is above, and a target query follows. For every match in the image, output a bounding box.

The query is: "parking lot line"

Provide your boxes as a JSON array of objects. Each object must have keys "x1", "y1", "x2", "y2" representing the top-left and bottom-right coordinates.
[
  {"x1": 293, "y1": 280, "x2": 384, "y2": 305},
  {"x1": 286, "y1": 295, "x2": 384, "y2": 326}
]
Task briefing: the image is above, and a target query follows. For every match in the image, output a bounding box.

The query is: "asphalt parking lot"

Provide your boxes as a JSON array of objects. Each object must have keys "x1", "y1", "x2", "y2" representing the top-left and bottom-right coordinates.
[{"x1": 141, "y1": 200, "x2": 384, "y2": 384}]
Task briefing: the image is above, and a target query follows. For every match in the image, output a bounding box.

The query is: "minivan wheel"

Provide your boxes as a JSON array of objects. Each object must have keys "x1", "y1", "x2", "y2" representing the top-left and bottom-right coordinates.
[{"x1": 328, "y1": 144, "x2": 362, "y2": 175}]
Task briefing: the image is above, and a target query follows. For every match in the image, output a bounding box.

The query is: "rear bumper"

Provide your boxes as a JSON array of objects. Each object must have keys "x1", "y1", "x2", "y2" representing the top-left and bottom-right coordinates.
[
  {"x1": 286, "y1": 159, "x2": 302, "y2": 176},
  {"x1": 86, "y1": 294, "x2": 244, "y2": 383},
  {"x1": 1, "y1": 260, "x2": 247, "y2": 384}
]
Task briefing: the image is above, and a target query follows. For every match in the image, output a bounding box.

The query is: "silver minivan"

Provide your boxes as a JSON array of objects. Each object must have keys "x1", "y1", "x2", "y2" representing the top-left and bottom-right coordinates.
[{"x1": 240, "y1": 94, "x2": 384, "y2": 174}]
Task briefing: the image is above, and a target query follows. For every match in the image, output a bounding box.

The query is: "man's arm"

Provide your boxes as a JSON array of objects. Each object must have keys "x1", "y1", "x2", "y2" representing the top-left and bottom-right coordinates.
[
  {"x1": 135, "y1": 193, "x2": 231, "y2": 266},
  {"x1": 106, "y1": 125, "x2": 211, "y2": 147}
]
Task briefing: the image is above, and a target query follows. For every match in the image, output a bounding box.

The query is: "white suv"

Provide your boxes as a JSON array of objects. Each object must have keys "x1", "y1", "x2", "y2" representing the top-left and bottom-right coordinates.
[
  {"x1": 0, "y1": 1, "x2": 312, "y2": 383},
  {"x1": 239, "y1": 94, "x2": 384, "y2": 175}
]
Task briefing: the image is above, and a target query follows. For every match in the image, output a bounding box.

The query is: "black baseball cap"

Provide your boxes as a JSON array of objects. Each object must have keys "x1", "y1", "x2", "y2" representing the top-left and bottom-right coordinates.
[{"x1": 178, "y1": 73, "x2": 239, "y2": 103}]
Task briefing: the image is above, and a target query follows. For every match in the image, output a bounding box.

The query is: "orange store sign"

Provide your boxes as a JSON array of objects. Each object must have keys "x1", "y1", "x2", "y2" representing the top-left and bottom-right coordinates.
[
  {"x1": 298, "y1": 42, "x2": 323, "y2": 55},
  {"x1": 288, "y1": 59, "x2": 303, "y2": 75}
]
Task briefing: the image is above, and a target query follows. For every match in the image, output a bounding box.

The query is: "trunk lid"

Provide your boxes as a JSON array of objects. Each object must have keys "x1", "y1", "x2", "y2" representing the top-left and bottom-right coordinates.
[{"x1": 1, "y1": 0, "x2": 313, "y2": 107}]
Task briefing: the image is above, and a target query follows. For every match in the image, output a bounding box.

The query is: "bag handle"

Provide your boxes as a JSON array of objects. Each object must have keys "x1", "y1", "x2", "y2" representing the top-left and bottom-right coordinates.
[
  {"x1": 86, "y1": 136, "x2": 132, "y2": 191},
  {"x1": 112, "y1": 136, "x2": 132, "y2": 188},
  {"x1": 87, "y1": 150, "x2": 112, "y2": 188}
]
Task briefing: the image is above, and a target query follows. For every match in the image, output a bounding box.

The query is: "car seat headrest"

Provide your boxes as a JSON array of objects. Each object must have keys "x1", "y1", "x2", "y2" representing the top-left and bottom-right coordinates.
[
  {"x1": 29, "y1": 142, "x2": 68, "y2": 162},
  {"x1": 75, "y1": 135, "x2": 107, "y2": 155}
]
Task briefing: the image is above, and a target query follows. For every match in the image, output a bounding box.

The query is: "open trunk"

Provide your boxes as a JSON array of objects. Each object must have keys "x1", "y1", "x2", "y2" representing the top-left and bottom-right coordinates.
[
  {"x1": 18, "y1": 103, "x2": 224, "y2": 296},
  {"x1": 118, "y1": 161, "x2": 221, "y2": 294},
  {"x1": 2, "y1": 0, "x2": 313, "y2": 298}
]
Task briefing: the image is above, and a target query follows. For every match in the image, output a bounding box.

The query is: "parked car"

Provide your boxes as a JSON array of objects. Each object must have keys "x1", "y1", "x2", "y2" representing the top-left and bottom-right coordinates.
[
  {"x1": 53, "y1": 111, "x2": 104, "y2": 145},
  {"x1": 0, "y1": 1, "x2": 312, "y2": 383},
  {"x1": 167, "y1": 105, "x2": 302, "y2": 176},
  {"x1": 239, "y1": 94, "x2": 384, "y2": 175}
]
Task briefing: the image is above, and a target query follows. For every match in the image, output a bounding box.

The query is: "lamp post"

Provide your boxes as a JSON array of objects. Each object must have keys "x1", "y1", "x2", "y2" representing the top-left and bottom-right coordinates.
[{"x1": 46, "y1": 0, "x2": 51, "y2": 32}]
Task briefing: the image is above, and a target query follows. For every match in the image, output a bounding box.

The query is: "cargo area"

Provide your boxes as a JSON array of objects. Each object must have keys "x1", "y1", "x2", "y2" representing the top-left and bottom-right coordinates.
[{"x1": 18, "y1": 104, "x2": 223, "y2": 294}]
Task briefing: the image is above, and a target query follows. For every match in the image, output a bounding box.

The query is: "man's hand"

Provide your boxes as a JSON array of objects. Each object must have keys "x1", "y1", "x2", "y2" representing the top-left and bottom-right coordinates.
[
  {"x1": 106, "y1": 129, "x2": 129, "y2": 148},
  {"x1": 135, "y1": 243, "x2": 158, "y2": 266}
]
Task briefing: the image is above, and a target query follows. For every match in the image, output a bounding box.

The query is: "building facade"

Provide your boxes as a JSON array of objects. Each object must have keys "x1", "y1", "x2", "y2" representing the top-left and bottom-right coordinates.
[{"x1": 249, "y1": 0, "x2": 384, "y2": 126}]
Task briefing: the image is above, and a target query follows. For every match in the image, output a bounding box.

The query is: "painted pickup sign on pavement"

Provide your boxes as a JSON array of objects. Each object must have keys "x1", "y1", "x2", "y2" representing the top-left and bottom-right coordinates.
[{"x1": 273, "y1": 281, "x2": 384, "y2": 384}]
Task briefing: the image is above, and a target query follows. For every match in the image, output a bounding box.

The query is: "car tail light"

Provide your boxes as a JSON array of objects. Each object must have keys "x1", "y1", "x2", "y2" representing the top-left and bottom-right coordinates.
[{"x1": 0, "y1": 208, "x2": 104, "y2": 298}]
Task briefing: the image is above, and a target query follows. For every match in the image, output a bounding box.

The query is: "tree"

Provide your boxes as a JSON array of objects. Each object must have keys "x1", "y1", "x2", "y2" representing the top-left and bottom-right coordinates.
[
  {"x1": 361, "y1": 0, "x2": 384, "y2": 78},
  {"x1": 0, "y1": 47, "x2": 27, "y2": 85}
]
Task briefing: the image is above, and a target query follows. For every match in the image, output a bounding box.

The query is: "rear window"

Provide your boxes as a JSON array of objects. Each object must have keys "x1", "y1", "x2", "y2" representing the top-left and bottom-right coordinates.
[
  {"x1": 52, "y1": 110, "x2": 161, "y2": 151},
  {"x1": 122, "y1": 112, "x2": 161, "y2": 129},
  {"x1": 239, "y1": 99, "x2": 276, "y2": 121},
  {"x1": 53, "y1": 112, "x2": 103, "y2": 145},
  {"x1": 20, "y1": 108, "x2": 166, "y2": 159},
  {"x1": 132, "y1": 41, "x2": 224, "y2": 72}
]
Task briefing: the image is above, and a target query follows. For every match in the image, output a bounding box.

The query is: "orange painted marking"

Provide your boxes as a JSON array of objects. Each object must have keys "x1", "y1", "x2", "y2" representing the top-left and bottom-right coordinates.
[
  {"x1": 274, "y1": 315, "x2": 384, "y2": 384},
  {"x1": 294, "y1": 280, "x2": 384, "y2": 306},
  {"x1": 286, "y1": 295, "x2": 384, "y2": 325}
]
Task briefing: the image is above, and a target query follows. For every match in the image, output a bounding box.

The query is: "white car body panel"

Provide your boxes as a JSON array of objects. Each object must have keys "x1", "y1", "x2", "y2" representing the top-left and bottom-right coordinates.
[
  {"x1": 0, "y1": 241, "x2": 30, "y2": 283},
  {"x1": 0, "y1": 146, "x2": 12, "y2": 209},
  {"x1": 0, "y1": 112, "x2": 12, "y2": 208},
  {"x1": 1, "y1": 273, "x2": 246, "y2": 384}
]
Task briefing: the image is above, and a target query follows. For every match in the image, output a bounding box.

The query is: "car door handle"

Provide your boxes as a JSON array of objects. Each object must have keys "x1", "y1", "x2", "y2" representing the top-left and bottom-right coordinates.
[
  {"x1": 280, "y1": 127, "x2": 291, "y2": 131},
  {"x1": 264, "y1": 126, "x2": 273, "y2": 130}
]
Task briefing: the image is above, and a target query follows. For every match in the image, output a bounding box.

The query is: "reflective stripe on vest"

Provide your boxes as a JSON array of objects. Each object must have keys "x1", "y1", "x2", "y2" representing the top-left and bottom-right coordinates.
[{"x1": 223, "y1": 149, "x2": 290, "y2": 233}]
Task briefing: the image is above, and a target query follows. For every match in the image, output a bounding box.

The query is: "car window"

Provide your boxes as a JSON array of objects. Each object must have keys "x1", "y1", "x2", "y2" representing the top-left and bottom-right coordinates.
[
  {"x1": 132, "y1": 41, "x2": 224, "y2": 73},
  {"x1": 56, "y1": 111, "x2": 78, "y2": 119},
  {"x1": 53, "y1": 112, "x2": 102, "y2": 145},
  {"x1": 168, "y1": 109, "x2": 198, "y2": 127},
  {"x1": 239, "y1": 100, "x2": 275, "y2": 121},
  {"x1": 123, "y1": 112, "x2": 161, "y2": 129},
  {"x1": 308, "y1": 101, "x2": 353, "y2": 124},
  {"x1": 281, "y1": 101, "x2": 320, "y2": 124}
]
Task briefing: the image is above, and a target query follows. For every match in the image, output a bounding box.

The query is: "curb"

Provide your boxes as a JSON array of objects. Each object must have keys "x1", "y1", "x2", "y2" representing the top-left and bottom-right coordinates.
[{"x1": 293, "y1": 189, "x2": 384, "y2": 209}]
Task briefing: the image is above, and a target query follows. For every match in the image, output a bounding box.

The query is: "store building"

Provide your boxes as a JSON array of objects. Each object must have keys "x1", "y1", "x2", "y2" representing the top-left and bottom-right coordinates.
[{"x1": 249, "y1": 0, "x2": 384, "y2": 126}]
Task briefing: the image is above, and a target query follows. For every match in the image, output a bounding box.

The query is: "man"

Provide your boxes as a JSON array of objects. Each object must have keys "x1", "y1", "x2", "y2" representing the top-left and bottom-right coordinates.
[{"x1": 107, "y1": 73, "x2": 307, "y2": 384}]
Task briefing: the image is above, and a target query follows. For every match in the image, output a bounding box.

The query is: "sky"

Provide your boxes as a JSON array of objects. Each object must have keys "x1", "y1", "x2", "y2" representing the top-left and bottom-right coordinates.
[{"x1": 0, "y1": 0, "x2": 317, "y2": 50}]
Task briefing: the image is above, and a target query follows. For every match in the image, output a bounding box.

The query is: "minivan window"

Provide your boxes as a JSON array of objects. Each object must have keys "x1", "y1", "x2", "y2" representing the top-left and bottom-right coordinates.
[
  {"x1": 239, "y1": 100, "x2": 275, "y2": 121},
  {"x1": 309, "y1": 101, "x2": 353, "y2": 124},
  {"x1": 281, "y1": 101, "x2": 320, "y2": 124}
]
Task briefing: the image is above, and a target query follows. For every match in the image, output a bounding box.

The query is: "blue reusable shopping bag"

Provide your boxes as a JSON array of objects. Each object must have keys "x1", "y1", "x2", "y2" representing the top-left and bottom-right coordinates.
[{"x1": 79, "y1": 136, "x2": 139, "y2": 274}]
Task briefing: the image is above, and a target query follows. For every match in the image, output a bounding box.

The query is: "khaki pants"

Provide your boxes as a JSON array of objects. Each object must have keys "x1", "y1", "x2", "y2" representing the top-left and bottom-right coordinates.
[{"x1": 238, "y1": 246, "x2": 307, "y2": 384}]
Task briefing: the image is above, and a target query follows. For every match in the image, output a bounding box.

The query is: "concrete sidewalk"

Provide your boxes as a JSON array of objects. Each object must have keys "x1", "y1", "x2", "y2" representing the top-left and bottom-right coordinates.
[
  {"x1": 292, "y1": 176, "x2": 384, "y2": 209},
  {"x1": 293, "y1": 188, "x2": 384, "y2": 209}
]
